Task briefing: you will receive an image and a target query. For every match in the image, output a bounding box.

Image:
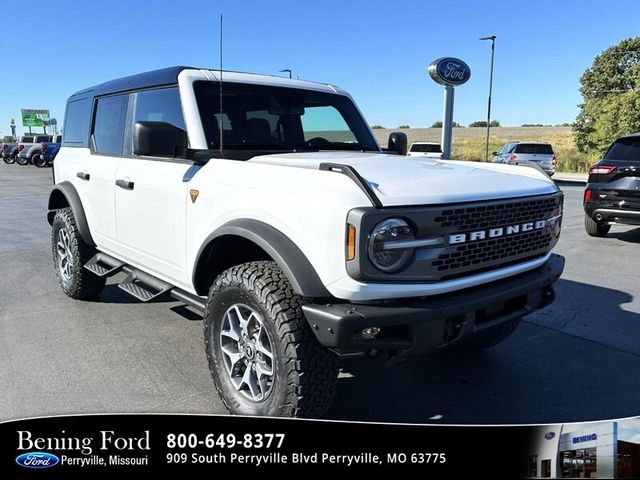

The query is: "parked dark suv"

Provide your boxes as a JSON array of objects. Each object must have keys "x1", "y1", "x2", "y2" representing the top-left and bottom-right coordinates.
[{"x1": 584, "y1": 134, "x2": 640, "y2": 236}]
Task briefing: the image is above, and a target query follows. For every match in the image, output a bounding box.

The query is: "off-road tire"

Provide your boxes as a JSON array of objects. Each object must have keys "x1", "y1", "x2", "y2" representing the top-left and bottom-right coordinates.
[
  {"x1": 51, "y1": 208, "x2": 106, "y2": 299},
  {"x1": 451, "y1": 317, "x2": 521, "y2": 351},
  {"x1": 204, "y1": 261, "x2": 338, "y2": 417},
  {"x1": 32, "y1": 153, "x2": 47, "y2": 168},
  {"x1": 584, "y1": 214, "x2": 610, "y2": 237}
]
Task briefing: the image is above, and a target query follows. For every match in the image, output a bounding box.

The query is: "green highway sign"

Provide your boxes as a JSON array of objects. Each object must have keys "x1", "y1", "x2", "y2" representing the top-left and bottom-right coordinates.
[{"x1": 21, "y1": 109, "x2": 50, "y2": 127}]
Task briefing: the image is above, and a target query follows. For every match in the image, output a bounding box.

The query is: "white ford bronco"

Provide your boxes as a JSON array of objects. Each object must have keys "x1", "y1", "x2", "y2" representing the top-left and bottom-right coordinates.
[{"x1": 48, "y1": 66, "x2": 564, "y2": 417}]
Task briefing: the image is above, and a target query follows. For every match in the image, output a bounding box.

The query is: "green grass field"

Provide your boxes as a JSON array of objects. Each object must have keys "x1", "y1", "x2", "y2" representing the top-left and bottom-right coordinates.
[{"x1": 371, "y1": 127, "x2": 595, "y2": 173}]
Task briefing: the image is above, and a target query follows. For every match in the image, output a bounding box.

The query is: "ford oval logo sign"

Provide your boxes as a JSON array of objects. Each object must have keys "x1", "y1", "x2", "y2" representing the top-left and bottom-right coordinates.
[
  {"x1": 15, "y1": 451, "x2": 60, "y2": 469},
  {"x1": 545, "y1": 432, "x2": 556, "y2": 440},
  {"x1": 428, "y1": 57, "x2": 471, "y2": 86}
]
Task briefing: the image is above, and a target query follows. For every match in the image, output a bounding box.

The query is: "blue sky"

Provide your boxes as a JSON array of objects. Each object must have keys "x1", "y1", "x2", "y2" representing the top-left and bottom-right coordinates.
[{"x1": 1, "y1": 0, "x2": 639, "y2": 136}]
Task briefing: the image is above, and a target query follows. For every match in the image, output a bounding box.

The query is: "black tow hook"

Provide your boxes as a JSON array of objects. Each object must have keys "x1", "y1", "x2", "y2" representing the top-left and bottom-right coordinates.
[{"x1": 541, "y1": 286, "x2": 556, "y2": 309}]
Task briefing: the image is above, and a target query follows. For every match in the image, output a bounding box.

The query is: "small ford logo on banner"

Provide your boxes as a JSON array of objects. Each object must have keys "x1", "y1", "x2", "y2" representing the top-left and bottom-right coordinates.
[
  {"x1": 15, "y1": 452, "x2": 60, "y2": 469},
  {"x1": 428, "y1": 57, "x2": 471, "y2": 86}
]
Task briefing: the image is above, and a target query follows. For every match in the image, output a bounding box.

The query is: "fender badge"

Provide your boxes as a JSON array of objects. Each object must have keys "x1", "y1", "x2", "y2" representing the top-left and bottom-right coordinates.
[{"x1": 189, "y1": 189, "x2": 200, "y2": 203}]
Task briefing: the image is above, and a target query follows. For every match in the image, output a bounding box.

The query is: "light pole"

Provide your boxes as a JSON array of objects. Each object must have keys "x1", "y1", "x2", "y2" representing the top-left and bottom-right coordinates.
[
  {"x1": 279, "y1": 69, "x2": 292, "y2": 79},
  {"x1": 480, "y1": 35, "x2": 496, "y2": 162}
]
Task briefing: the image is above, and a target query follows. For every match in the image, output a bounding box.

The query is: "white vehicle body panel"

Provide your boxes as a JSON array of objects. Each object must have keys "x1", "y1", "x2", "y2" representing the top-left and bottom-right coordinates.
[{"x1": 114, "y1": 158, "x2": 190, "y2": 285}]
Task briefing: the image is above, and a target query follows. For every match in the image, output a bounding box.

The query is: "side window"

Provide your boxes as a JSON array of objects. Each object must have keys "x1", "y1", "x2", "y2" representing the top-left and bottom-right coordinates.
[
  {"x1": 130, "y1": 88, "x2": 186, "y2": 155},
  {"x1": 507, "y1": 143, "x2": 517, "y2": 154},
  {"x1": 93, "y1": 95, "x2": 128, "y2": 155},
  {"x1": 63, "y1": 97, "x2": 91, "y2": 146},
  {"x1": 301, "y1": 106, "x2": 357, "y2": 143}
]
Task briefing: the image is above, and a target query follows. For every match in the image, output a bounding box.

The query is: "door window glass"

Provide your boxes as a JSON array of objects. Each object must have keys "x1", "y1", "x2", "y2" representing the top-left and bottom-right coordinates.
[{"x1": 93, "y1": 95, "x2": 128, "y2": 155}]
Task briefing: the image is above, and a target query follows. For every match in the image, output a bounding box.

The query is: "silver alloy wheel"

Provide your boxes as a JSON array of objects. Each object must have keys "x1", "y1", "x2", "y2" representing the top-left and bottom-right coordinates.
[
  {"x1": 56, "y1": 228, "x2": 73, "y2": 281},
  {"x1": 219, "y1": 303, "x2": 275, "y2": 402}
]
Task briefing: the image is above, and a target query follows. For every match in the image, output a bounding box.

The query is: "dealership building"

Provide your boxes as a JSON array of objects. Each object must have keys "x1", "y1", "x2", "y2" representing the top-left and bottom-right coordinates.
[{"x1": 526, "y1": 421, "x2": 640, "y2": 478}]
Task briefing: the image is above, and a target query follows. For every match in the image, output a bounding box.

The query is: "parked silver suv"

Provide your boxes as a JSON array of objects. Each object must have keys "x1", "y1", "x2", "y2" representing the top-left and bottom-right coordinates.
[{"x1": 492, "y1": 142, "x2": 556, "y2": 176}]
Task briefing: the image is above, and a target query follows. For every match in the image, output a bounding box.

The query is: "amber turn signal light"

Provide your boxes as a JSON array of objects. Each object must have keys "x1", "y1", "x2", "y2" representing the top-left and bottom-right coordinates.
[{"x1": 346, "y1": 224, "x2": 356, "y2": 261}]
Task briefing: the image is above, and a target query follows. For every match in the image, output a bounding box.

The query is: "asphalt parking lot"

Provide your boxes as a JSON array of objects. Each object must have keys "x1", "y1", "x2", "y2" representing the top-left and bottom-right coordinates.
[{"x1": 1, "y1": 163, "x2": 639, "y2": 424}]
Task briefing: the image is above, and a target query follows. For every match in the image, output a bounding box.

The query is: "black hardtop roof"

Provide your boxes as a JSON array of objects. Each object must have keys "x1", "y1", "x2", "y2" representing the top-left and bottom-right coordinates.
[{"x1": 69, "y1": 66, "x2": 194, "y2": 99}]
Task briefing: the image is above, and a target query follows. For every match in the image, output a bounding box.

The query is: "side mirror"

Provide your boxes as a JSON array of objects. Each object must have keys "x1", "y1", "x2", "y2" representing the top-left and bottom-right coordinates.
[
  {"x1": 492, "y1": 151, "x2": 498, "y2": 156},
  {"x1": 387, "y1": 132, "x2": 408, "y2": 156},
  {"x1": 133, "y1": 121, "x2": 187, "y2": 157}
]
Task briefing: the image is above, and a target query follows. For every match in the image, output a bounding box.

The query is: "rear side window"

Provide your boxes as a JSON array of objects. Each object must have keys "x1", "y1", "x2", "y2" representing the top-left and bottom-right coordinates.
[
  {"x1": 93, "y1": 95, "x2": 128, "y2": 155},
  {"x1": 515, "y1": 143, "x2": 554, "y2": 154},
  {"x1": 21, "y1": 136, "x2": 34, "y2": 143},
  {"x1": 63, "y1": 97, "x2": 92, "y2": 146},
  {"x1": 35, "y1": 135, "x2": 50, "y2": 143},
  {"x1": 604, "y1": 138, "x2": 640, "y2": 162}
]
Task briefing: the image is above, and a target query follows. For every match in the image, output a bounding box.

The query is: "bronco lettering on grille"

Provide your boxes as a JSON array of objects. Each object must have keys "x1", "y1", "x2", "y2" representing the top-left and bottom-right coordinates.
[{"x1": 449, "y1": 219, "x2": 548, "y2": 245}]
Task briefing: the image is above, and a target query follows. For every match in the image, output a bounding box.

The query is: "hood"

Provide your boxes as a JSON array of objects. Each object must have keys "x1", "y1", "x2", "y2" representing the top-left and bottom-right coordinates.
[{"x1": 249, "y1": 152, "x2": 558, "y2": 207}]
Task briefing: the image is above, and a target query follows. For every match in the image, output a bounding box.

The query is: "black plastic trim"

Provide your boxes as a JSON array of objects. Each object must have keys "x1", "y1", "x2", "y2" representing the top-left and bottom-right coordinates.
[
  {"x1": 319, "y1": 162, "x2": 382, "y2": 208},
  {"x1": 193, "y1": 219, "x2": 331, "y2": 298},
  {"x1": 47, "y1": 181, "x2": 95, "y2": 246},
  {"x1": 302, "y1": 254, "x2": 564, "y2": 355}
]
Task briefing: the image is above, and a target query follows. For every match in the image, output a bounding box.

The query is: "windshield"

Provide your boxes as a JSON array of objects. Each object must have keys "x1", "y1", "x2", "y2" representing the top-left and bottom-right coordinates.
[
  {"x1": 604, "y1": 138, "x2": 640, "y2": 162},
  {"x1": 194, "y1": 81, "x2": 379, "y2": 152},
  {"x1": 410, "y1": 144, "x2": 441, "y2": 153},
  {"x1": 515, "y1": 143, "x2": 553, "y2": 154}
]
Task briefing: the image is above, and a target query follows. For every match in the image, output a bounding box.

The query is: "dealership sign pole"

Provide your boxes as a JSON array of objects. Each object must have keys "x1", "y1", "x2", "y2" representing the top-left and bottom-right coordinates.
[{"x1": 428, "y1": 58, "x2": 471, "y2": 159}]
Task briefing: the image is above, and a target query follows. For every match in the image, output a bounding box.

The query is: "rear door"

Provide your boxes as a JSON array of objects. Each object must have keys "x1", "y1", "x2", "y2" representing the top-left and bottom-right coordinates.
[
  {"x1": 595, "y1": 138, "x2": 640, "y2": 209},
  {"x1": 114, "y1": 87, "x2": 191, "y2": 285},
  {"x1": 82, "y1": 94, "x2": 128, "y2": 251}
]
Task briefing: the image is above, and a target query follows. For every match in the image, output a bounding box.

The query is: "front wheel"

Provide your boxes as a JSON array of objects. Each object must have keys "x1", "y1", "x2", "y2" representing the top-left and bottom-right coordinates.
[
  {"x1": 204, "y1": 261, "x2": 338, "y2": 418},
  {"x1": 584, "y1": 214, "x2": 610, "y2": 237},
  {"x1": 15, "y1": 154, "x2": 28, "y2": 166},
  {"x1": 2, "y1": 155, "x2": 14, "y2": 165}
]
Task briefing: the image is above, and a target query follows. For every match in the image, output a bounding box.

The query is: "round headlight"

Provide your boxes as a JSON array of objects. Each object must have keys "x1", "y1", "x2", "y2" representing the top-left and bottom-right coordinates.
[{"x1": 368, "y1": 218, "x2": 415, "y2": 272}]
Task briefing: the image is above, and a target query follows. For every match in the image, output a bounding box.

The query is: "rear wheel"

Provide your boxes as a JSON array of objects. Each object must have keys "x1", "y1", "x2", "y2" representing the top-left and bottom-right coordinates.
[
  {"x1": 51, "y1": 208, "x2": 106, "y2": 299},
  {"x1": 2, "y1": 155, "x2": 14, "y2": 165},
  {"x1": 584, "y1": 214, "x2": 610, "y2": 237},
  {"x1": 15, "y1": 154, "x2": 28, "y2": 165},
  {"x1": 204, "y1": 261, "x2": 338, "y2": 418},
  {"x1": 32, "y1": 154, "x2": 47, "y2": 168}
]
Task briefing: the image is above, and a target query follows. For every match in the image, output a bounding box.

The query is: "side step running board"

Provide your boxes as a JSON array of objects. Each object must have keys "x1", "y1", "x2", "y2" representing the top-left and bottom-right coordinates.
[
  {"x1": 84, "y1": 253, "x2": 124, "y2": 277},
  {"x1": 85, "y1": 252, "x2": 206, "y2": 311},
  {"x1": 118, "y1": 269, "x2": 173, "y2": 302}
]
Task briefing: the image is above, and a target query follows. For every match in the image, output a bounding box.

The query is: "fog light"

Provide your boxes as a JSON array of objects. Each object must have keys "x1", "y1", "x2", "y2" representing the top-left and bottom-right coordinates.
[{"x1": 360, "y1": 327, "x2": 381, "y2": 339}]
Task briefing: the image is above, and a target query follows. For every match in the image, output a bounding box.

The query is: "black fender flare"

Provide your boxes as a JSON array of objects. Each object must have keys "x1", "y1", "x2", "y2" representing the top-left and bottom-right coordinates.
[
  {"x1": 194, "y1": 219, "x2": 331, "y2": 298},
  {"x1": 47, "y1": 181, "x2": 95, "y2": 246}
]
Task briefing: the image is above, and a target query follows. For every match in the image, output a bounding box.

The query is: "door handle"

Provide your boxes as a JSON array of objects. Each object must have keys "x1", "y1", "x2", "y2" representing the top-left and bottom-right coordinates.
[
  {"x1": 116, "y1": 179, "x2": 135, "y2": 190},
  {"x1": 76, "y1": 171, "x2": 90, "y2": 181}
]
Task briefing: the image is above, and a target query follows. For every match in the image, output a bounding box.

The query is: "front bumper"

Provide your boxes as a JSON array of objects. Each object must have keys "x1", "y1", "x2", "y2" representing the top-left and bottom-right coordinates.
[{"x1": 302, "y1": 254, "x2": 564, "y2": 358}]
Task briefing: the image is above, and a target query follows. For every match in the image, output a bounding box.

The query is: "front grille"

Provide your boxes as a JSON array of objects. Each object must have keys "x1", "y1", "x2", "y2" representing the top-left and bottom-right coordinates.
[
  {"x1": 435, "y1": 196, "x2": 558, "y2": 232},
  {"x1": 429, "y1": 195, "x2": 562, "y2": 279},
  {"x1": 432, "y1": 229, "x2": 553, "y2": 272},
  {"x1": 348, "y1": 192, "x2": 562, "y2": 283}
]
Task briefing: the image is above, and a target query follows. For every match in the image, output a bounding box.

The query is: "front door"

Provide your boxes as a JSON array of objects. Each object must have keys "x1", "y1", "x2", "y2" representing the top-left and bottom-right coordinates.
[{"x1": 114, "y1": 87, "x2": 190, "y2": 285}]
